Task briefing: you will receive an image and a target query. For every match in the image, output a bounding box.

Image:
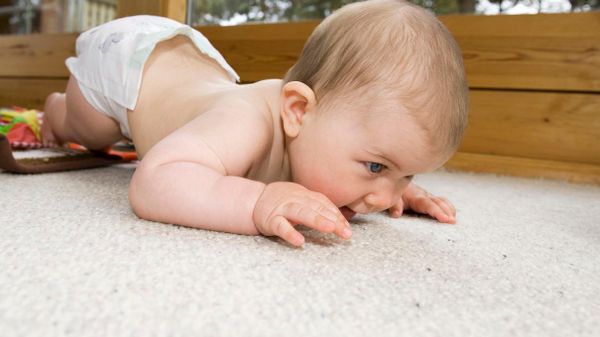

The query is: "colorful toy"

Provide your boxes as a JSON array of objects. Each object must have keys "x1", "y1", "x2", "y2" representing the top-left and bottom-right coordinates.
[
  {"x1": 0, "y1": 106, "x2": 137, "y2": 174},
  {"x1": 0, "y1": 106, "x2": 46, "y2": 149}
]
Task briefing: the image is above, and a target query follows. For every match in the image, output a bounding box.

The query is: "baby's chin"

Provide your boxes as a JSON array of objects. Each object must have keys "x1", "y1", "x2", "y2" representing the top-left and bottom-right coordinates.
[{"x1": 339, "y1": 206, "x2": 356, "y2": 221}]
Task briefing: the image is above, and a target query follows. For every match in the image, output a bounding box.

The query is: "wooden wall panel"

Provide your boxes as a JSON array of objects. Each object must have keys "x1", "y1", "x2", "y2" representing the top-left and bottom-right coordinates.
[
  {"x1": 446, "y1": 152, "x2": 600, "y2": 184},
  {"x1": 442, "y1": 13, "x2": 600, "y2": 92},
  {"x1": 206, "y1": 39, "x2": 301, "y2": 81},
  {"x1": 199, "y1": 13, "x2": 600, "y2": 91},
  {"x1": 440, "y1": 12, "x2": 600, "y2": 38},
  {"x1": 0, "y1": 34, "x2": 76, "y2": 78},
  {"x1": 460, "y1": 90, "x2": 600, "y2": 165},
  {"x1": 197, "y1": 21, "x2": 316, "y2": 82},
  {"x1": 457, "y1": 35, "x2": 599, "y2": 92},
  {"x1": 0, "y1": 78, "x2": 68, "y2": 110},
  {"x1": 1, "y1": 13, "x2": 598, "y2": 91}
]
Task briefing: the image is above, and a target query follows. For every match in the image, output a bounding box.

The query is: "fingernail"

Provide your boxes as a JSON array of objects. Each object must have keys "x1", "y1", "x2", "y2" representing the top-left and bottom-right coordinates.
[
  {"x1": 295, "y1": 233, "x2": 305, "y2": 246},
  {"x1": 342, "y1": 227, "x2": 352, "y2": 238}
]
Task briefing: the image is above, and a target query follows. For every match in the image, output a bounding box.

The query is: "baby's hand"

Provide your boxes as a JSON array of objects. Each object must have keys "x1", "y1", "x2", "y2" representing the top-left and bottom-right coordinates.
[
  {"x1": 253, "y1": 182, "x2": 352, "y2": 247},
  {"x1": 388, "y1": 182, "x2": 456, "y2": 224}
]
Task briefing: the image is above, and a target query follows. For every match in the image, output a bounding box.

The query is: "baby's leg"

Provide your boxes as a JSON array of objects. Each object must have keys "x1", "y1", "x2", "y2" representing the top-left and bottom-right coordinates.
[{"x1": 42, "y1": 76, "x2": 122, "y2": 150}]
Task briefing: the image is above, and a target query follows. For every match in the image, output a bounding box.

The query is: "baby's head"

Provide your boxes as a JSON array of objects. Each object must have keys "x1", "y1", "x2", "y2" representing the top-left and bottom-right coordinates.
[{"x1": 279, "y1": 0, "x2": 468, "y2": 213}]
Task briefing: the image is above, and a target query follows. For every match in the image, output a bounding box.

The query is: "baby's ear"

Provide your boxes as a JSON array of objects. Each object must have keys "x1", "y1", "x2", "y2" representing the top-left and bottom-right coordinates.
[{"x1": 280, "y1": 81, "x2": 316, "y2": 137}]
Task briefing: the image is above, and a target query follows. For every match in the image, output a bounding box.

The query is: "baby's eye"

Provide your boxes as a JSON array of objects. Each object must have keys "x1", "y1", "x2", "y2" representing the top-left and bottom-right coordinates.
[{"x1": 366, "y1": 162, "x2": 385, "y2": 174}]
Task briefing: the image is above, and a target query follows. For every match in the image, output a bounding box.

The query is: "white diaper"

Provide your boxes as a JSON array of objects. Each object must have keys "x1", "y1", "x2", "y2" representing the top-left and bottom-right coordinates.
[{"x1": 65, "y1": 15, "x2": 240, "y2": 139}]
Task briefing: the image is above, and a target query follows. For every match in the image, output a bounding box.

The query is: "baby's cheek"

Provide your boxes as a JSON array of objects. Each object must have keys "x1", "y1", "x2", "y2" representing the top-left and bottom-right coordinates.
[
  {"x1": 295, "y1": 170, "x2": 328, "y2": 192},
  {"x1": 291, "y1": 161, "x2": 357, "y2": 206},
  {"x1": 306, "y1": 175, "x2": 357, "y2": 206},
  {"x1": 299, "y1": 173, "x2": 333, "y2": 195}
]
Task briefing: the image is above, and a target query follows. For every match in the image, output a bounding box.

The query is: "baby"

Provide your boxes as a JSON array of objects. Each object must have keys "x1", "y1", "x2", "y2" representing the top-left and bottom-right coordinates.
[{"x1": 42, "y1": 0, "x2": 468, "y2": 247}]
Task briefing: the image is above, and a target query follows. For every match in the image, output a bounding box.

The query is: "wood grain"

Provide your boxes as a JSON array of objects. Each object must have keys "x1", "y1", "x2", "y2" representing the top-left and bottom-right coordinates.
[
  {"x1": 456, "y1": 35, "x2": 599, "y2": 92},
  {"x1": 199, "y1": 13, "x2": 600, "y2": 91},
  {"x1": 1, "y1": 13, "x2": 597, "y2": 92},
  {"x1": 445, "y1": 152, "x2": 600, "y2": 185},
  {"x1": 0, "y1": 78, "x2": 68, "y2": 110},
  {"x1": 443, "y1": 12, "x2": 600, "y2": 92},
  {"x1": 0, "y1": 34, "x2": 76, "y2": 78},
  {"x1": 0, "y1": 12, "x2": 600, "y2": 92},
  {"x1": 461, "y1": 90, "x2": 600, "y2": 165}
]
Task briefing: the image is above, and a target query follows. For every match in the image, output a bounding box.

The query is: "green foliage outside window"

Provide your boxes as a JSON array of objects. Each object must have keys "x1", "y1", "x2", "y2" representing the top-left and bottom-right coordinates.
[{"x1": 190, "y1": 0, "x2": 598, "y2": 26}]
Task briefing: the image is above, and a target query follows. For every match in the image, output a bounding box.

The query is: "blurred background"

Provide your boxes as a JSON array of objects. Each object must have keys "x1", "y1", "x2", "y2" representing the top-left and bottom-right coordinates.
[
  {"x1": 0, "y1": 0, "x2": 116, "y2": 34},
  {"x1": 0, "y1": 0, "x2": 597, "y2": 35},
  {"x1": 189, "y1": 0, "x2": 598, "y2": 25}
]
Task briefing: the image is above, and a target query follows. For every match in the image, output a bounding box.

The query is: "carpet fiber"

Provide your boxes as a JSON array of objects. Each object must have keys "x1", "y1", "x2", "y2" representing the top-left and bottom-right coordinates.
[{"x1": 1, "y1": 156, "x2": 599, "y2": 337}]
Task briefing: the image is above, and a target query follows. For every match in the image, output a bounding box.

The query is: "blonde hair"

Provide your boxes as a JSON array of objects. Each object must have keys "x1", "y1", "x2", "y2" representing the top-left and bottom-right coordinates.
[{"x1": 284, "y1": 0, "x2": 468, "y2": 155}]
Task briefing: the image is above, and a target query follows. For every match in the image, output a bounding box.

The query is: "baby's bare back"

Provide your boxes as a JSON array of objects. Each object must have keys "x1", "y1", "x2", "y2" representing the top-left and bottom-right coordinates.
[
  {"x1": 127, "y1": 35, "x2": 288, "y2": 184},
  {"x1": 127, "y1": 35, "x2": 238, "y2": 157}
]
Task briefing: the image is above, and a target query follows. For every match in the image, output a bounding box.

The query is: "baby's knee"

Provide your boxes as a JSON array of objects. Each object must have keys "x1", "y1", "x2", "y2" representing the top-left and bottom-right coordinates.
[{"x1": 44, "y1": 92, "x2": 65, "y2": 112}]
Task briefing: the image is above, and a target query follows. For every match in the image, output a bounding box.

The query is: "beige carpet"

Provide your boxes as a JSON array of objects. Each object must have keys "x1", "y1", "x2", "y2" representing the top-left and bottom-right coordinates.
[{"x1": 1, "y1": 153, "x2": 599, "y2": 337}]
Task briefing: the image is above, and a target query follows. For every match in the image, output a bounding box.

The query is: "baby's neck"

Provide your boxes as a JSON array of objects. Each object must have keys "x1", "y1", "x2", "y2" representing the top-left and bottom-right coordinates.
[
  {"x1": 239, "y1": 79, "x2": 291, "y2": 182},
  {"x1": 247, "y1": 79, "x2": 283, "y2": 113}
]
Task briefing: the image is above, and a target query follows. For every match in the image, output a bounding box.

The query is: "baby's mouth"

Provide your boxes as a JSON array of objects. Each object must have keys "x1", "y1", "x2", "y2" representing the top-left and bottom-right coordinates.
[{"x1": 339, "y1": 206, "x2": 356, "y2": 221}]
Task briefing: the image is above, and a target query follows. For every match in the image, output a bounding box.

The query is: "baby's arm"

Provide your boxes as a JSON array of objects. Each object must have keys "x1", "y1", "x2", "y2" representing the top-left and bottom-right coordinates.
[
  {"x1": 129, "y1": 109, "x2": 266, "y2": 235},
  {"x1": 128, "y1": 106, "x2": 350, "y2": 245}
]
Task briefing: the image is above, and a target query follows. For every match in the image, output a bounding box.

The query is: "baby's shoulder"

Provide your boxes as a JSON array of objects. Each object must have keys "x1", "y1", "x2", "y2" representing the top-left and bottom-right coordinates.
[
  {"x1": 208, "y1": 89, "x2": 275, "y2": 133},
  {"x1": 178, "y1": 93, "x2": 275, "y2": 176},
  {"x1": 189, "y1": 89, "x2": 275, "y2": 146}
]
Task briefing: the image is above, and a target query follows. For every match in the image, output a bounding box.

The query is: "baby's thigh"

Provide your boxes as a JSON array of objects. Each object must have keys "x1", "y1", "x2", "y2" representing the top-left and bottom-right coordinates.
[{"x1": 65, "y1": 76, "x2": 122, "y2": 148}]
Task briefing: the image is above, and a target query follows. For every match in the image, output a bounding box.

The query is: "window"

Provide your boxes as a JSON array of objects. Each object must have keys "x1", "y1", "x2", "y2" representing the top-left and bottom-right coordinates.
[
  {"x1": 1, "y1": 0, "x2": 596, "y2": 34},
  {"x1": 0, "y1": 0, "x2": 116, "y2": 35},
  {"x1": 188, "y1": 0, "x2": 598, "y2": 26}
]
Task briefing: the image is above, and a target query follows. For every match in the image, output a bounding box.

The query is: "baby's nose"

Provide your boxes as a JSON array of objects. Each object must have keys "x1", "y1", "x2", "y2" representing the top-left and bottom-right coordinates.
[{"x1": 364, "y1": 191, "x2": 396, "y2": 213}]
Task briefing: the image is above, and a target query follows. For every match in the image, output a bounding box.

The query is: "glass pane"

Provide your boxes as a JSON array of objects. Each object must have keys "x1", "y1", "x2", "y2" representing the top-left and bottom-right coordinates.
[
  {"x1": 188, "y1": 0, "x2": 599, "y2": 26},
  {"x1": 0, "y1": 0, "x2": 116, "y2": 35}
]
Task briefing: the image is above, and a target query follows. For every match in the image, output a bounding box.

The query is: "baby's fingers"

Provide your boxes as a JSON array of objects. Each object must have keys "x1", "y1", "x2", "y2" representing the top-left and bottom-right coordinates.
[
  {"x1": 284, "y1": 201, "x2": 351, "y2": 240},
  {"x1": 437, "y1": 196, "x2": 456, "y2": 216},
  {"x1": 423, "y1": 198, "x2": 454, "y2": 223},
  {"x1": 431, "y1": 197, "x2": 456, "y2": 223},
  {"x1": 413, "y1": 198, "x2": 452, "y2": 224},
  {"x1": 388, "y1": 200, "x2": 404, "y2": 218},
  {"x1": 281, "y1": 200, "x2": 352, "y2": 239},
  {"x1": 309, "y1": 194, "x2": 353, "y2": 239},
  {"x1": 270, "y1": 215, "x2": 305, "y2": 247}
]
